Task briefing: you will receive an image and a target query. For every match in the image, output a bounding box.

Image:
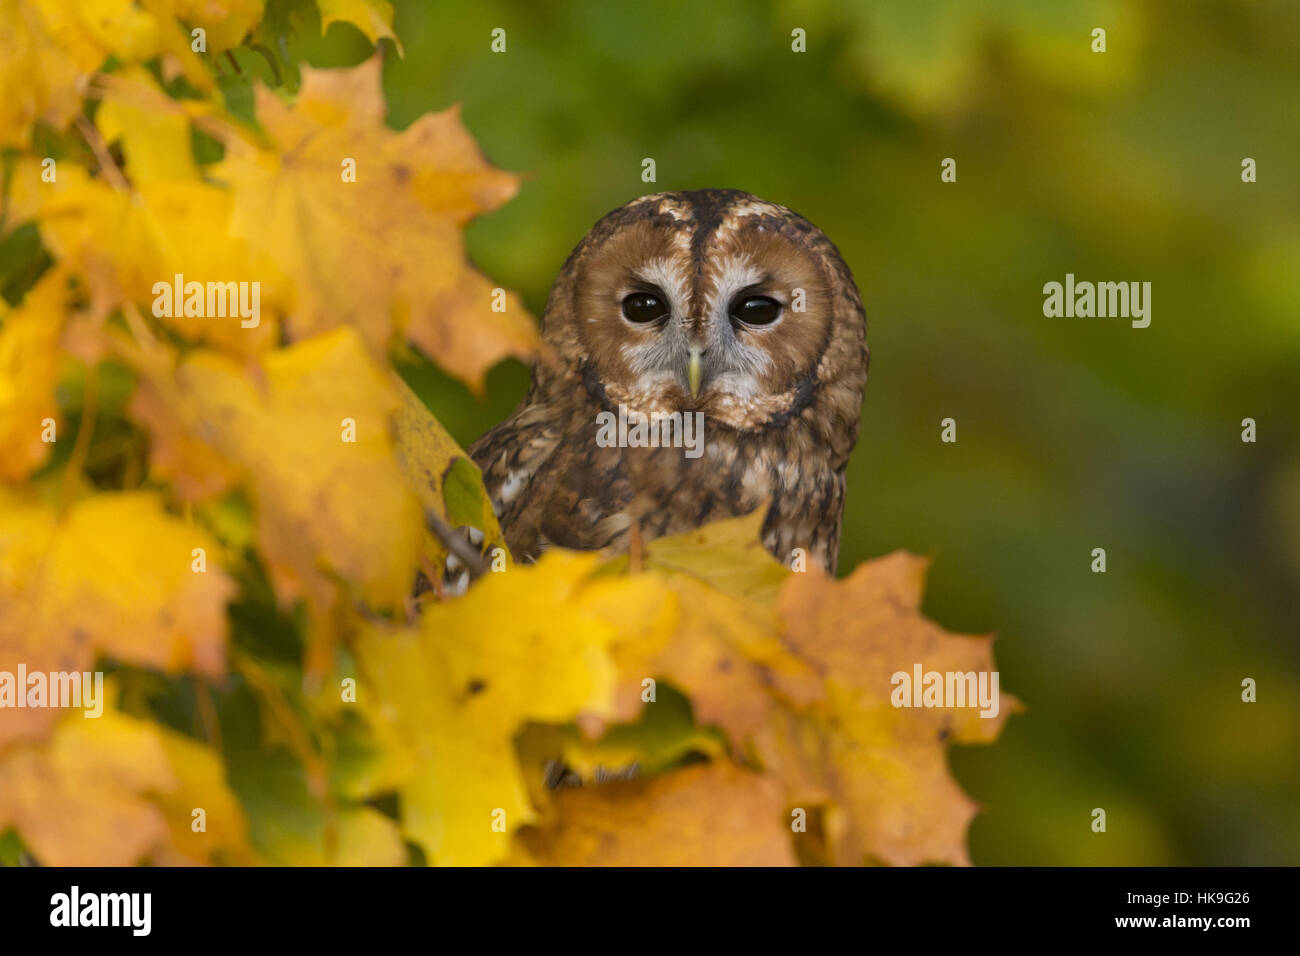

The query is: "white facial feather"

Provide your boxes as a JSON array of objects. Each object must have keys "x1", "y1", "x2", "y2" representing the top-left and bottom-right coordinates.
[
  {"x1": 632, "y1": 256, "x2": 691, "y2": 315},
  {"x1": 703, "y1": 252, "x2": 774, "y2": 383},
  {"x1": 615, "y1": 245, "x2": 779, "y2": 398},
  {"x1": 705, "y1": 254, "x2": 766, "y2": 316},
  {"x1": 619, "y1": 255, "x2": 692, "y2": 386}
]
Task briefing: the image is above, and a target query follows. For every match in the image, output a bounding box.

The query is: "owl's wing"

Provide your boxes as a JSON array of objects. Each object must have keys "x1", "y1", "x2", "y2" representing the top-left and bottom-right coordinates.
[
  {"x1": 415, "y1": 404, "x2": 564, "y2": 599},
  {"x1": 468, "y1": 403, "x2": 566, "y2": 564}
]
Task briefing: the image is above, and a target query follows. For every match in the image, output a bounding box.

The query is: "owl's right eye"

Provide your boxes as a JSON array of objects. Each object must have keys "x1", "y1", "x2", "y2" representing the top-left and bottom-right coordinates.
[{"x1": 621, "y1": 292, "x2": 669, "y2": 324}]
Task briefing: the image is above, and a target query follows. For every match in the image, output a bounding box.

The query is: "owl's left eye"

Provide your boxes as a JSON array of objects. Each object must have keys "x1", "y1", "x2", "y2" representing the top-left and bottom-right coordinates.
[
  {"x1": 621, "y1": 292, "x2": 669, "y2": 324},
  {"x1": 730, "y1": 295, "x2": 782, "y2": 327}
]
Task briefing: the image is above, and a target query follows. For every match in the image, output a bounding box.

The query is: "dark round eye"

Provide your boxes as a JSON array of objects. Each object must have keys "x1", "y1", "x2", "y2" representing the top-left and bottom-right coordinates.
[
  {"x1": 621, "y1": 292, "x2": 668, "y2": 324},
  {"x1": 730, "y1": 295, "x2": 782, "y2": 326}
]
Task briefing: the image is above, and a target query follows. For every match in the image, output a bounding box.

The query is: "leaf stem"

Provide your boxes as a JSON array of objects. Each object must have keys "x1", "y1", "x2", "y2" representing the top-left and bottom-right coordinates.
[
  {"x1": 74, "y1": 115, "x2": 129, "y2": 192},
  {"x1": 250, "y1": 44, "x2": 282, "y2": 87},
  {"x1": 59, "y1": 361, "x2": 98, "y2": 511}
]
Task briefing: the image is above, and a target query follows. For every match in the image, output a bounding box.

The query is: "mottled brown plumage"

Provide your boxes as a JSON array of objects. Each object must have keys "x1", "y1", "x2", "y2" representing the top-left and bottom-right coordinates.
[{"x1": 470, "y1": 189, "x2": 868, "y2": 573}]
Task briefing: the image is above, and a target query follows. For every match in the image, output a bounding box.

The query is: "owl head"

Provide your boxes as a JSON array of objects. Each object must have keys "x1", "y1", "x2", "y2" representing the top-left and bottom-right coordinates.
[{"x1": 534, "y1": 189, "x2": 868, "y2": 464}]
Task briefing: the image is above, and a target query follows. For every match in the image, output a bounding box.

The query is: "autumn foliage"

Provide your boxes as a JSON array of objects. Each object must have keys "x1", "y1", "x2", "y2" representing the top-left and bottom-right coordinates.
[{"x1": 0, "y1": 0, "x2": 1014, "y2": 866}]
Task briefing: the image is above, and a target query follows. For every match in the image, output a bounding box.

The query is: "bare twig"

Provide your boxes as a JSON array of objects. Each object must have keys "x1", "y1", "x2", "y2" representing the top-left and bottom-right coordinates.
[
  {"x1": 195, "y1": 681, "x2": 222, "y2": 752},
  {"x1": 425, "y1": 509, "x2": 489, "y2": 579}
]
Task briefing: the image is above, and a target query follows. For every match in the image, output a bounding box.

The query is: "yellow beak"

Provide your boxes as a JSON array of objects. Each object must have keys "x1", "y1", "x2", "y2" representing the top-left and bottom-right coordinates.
[{"x1": 688, "y1": 345, "x2": 703, "y2": 400}]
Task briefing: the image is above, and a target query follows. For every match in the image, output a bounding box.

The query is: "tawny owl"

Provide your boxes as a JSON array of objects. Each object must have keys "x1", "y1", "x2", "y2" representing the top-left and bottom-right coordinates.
[{"x1": 467, "y1": 189, "x2": 868, "y2": 576}]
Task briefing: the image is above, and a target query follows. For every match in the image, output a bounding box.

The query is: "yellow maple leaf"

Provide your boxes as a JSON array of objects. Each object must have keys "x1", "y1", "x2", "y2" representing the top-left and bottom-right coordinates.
[
  {"x1": 0, "y1": 0, "x2": 84, "y2": 148},
  {"x1": 598, "y1": 510, "x2": 821, "y2": 740},
  {"x1": 353, "y1": 552, "x2": 674, "y2": 865},
  {"x1": 94, "y1": 66, "x2": 200, "y2": 184},
  {"x1": 0, "y1": 489, "x2": 235, "y2": 747},
  {"x1": 640, "y1": 575, "x2": 822, "y2": 743},
  {"x1": 153, "y1": 728, "x2": 256, "y2": 865},
  {"x1": 573, "y1": 514, "x2": 1016, "y2": 866},
  {"x1": 28, "y1": 0, "x2": 211, "y2": 96},
  {"x1": 0, "y1": 493, "x2": 64, "y2": 748},
  {"x1": 129, "y1": 373, "x2": 241, "y2": 502},
  {"x1": 518, "y1": 761, "x2": 796, "y2": 866},
  {"x1": 52, "y1": 493, "x2": 236, "y2": 672},
  {"x1": 0, "y1": 698, "x2": 252, "y2": 866},
  {"x1": 154, "y1": 327, "x2": 423, "y2": 612},
  {"x1": 315, "y1": 0, "x2": 401, "y2": 54},
  {"x1": 0, "y1": 0, "x2": 211, "y2": 148},
  {"x1": 212, "y1": 57, "x2": 537, "y2": 390},
  {"x1": 0, "y1": 707, "x2": 175, "y2": 865},
  {"x1": 6, "y1": 157, "x2": 282, "y2": 354},
  {"x1": 641, "y1": 506, "x2": 791, "y2": 604},
  {"x1": 770, "y1": 553, "x2": 1021, "y2": 866},
  {"x1": 170, "y1": 0, "x2": 266, "y2": 54},
  {"x1": 0, "y1": 267, "x2": 67, "y2": 481},
  {"x1": 270, "y1": 807, "x2": 406, "y2": 866}
]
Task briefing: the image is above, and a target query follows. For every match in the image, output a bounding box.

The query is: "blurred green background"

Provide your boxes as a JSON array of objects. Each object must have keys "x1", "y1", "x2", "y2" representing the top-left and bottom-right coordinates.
[{"x1": 302, "y1": 0, "x2": 1300, "y2": 864}]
